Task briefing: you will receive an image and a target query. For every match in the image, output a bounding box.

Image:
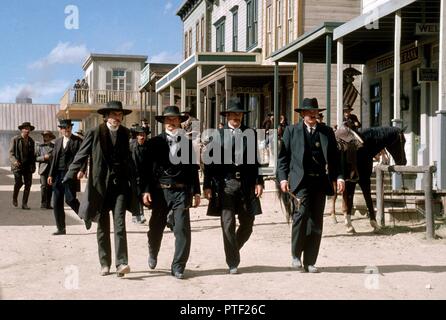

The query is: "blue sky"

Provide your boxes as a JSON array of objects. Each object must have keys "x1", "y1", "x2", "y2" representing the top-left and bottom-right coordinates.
[{"x1": 0, "y1": 0, "x2": 183, "y2": 104}]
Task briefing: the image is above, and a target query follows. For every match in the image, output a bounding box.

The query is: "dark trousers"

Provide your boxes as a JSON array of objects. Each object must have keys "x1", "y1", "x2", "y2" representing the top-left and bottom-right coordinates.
[
  {"x1": 220, "y1": 179, "x2": 255, "y2": 268},
  {"x1": 13, "y1": 169, "x2": 33, "y2": 205},
  {"x1": 291, "y1": 176, "x2": 327, "y2": 267},
  {"x1": 52, "y1": 171, "x2": 80, "y2": 231},
  {"x1": 97, "y1": 186, "x2": 128, "y2": 268},
  {"x1": 148, "y1": 188, "x2": 191, "y2": 274},
  {"x1": 40, "y1": 173, "x2": 52, "y2": 208}
]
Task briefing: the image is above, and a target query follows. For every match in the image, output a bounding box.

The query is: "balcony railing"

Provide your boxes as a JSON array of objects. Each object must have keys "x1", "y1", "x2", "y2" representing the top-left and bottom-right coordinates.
[{"x1": 62, "y1": 89, "x2": 141, "y2": 107}]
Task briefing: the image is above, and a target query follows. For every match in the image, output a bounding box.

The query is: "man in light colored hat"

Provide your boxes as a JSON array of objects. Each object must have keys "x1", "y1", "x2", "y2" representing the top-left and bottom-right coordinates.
[
  {"x1": 36, "y1": 130, "x2": 56, "y2": 209},
  {"x1": 64, "y1": 101, "x2": 139, "y2": 277},
  {"x1": 277, "y1": 98, "x2": 345, "y2": 273},
  {"x1": 203, "y1": 98, "x2": 264, "y2": 275},
  {"x1": 48, "y1": 119, "x2": 87, "y2": 235},
  {"x1": 142, "y1": 105, "x2": 201, "y2": 280},
  {"x1": 9, "y1": 122, "x2": 36, "y2": 209}
]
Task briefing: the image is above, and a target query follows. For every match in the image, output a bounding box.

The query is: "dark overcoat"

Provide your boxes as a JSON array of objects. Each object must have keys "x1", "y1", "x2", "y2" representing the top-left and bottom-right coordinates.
[
  {"x1": 203, "y1": 124, "x2": 264, "y2": 216},
  {"x1": 64, "y1": 123, "x2": 139, "y2": 222},
  {"x1": 9, "y1": 135, "x2": 36, "y2": 173}
]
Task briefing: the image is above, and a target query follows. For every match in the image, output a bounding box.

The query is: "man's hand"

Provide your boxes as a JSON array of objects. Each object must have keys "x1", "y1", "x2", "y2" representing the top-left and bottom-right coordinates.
[
  {"x1": 337, "y1": 179, "x2": 345, "y2": 194},
  {"x1": 142, "y1": 193, "x2": 152, "y2": 207},
  {"x1": 280, "y1": 181, "x2": 289, "y2": 193},
  {"x1": 43, "y1": 154, "x2": 50, "y2": 161},
  {"x1": 77, "y1": 171, "x2": 85, "y2": 180},
  {"x1": 193, "y1": 194, "x2": 201, "y2": 208},
  {"x1": 204, "y1": 188, "x2": 212, "y2": 200},
  {"x1": 47, "y1": 176, "x2": 53, "y2": 186},
  {"x1": 255, "y1": 184, "x2": 264, "y2": 198}
]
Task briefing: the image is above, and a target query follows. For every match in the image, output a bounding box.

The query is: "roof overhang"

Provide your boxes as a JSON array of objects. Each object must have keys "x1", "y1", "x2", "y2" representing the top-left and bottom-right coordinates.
[
  {"x1": 82, "y1": 53, "x2": 148, "y2": 70},
  {"x1": 333, "y1": 0, "x2": 440, "y2": 64},
  {"x1": 155, "y1": 52, "x2": 261, "y2": 92},
  {"x1": 270, "y1": 22, "x2": 344, "y2": 63}
]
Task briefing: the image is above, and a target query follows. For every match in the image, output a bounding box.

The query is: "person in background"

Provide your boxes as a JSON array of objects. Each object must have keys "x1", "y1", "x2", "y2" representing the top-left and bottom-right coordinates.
[
  {"x1": 36, "y1": 130, "x2": 55, "y2": 209},
  {"x1": 9, "y1": 122, "x2": 36, "y2": 210}
]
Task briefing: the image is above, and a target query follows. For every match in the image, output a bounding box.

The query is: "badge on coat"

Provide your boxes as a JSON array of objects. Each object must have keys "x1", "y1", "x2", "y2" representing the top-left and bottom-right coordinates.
[{"x1": 315, "y1": 142, "x2": 321, "y2": 148}]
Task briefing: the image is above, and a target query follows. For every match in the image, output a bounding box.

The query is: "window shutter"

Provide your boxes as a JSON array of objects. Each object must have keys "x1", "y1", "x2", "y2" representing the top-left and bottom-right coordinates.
[
  {"x1": 126, "y1": 71, "x2": 133, "y2": 91},
  {"x1": 106, "y1": 71, "x2": 112, "y2": 90}
]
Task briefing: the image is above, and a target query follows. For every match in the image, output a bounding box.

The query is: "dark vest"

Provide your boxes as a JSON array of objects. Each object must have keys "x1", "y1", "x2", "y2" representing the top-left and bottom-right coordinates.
[
  {"x1": 303, "y1": 126, "x2": 326, "y2": 175},
  {"x1": 57, "y1": 144, "x2": 69, "y2": 171}
]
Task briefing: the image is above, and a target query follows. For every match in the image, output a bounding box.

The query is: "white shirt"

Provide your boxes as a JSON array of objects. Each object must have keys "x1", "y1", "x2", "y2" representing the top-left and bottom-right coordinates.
[
  {"x1": 166, "y1": 129, "x2": 180, "y2": 156},
  {"x1": 63, "y1": 136, "x2": 70, "y2": 149},
  {"x1": 106, "y1": 122, "x2": 119, "y2": 145}
]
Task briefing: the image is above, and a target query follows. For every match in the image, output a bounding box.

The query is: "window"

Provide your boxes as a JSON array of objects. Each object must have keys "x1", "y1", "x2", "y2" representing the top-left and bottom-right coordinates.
[
  {"x1": 246, "y1": 0, "x2": 258, "y2": 49},
  {"x1": 201, "y1": 16, "x2": 205, "y2": 52},
  {"x1": 266, "y1": 4, "x2": 272, "y2": 56},
  {"x1": 184, "y1": 32, "x2": 188, "y2": 59},
  {"x1": 232, "y1": 9, "x2": 238, "y2": 51},
  {"x1": 196, "y1": 22, "x2": 200, "y2": 52},
  {"x1": 286, "y1": 0, "x2": 294, "y2": 44},
  {"x1": 370, "y1": 82, "x2": 381, "y2": 127},
  {"x1": 216, "y1": 19, "x2": 225, "y2": 52},
  {"x1": 275, "y1": 0, "x2": 283, "y2": 50},
  {"x1": 112, "y1": 70, "x2": 126, "y2": 91}
]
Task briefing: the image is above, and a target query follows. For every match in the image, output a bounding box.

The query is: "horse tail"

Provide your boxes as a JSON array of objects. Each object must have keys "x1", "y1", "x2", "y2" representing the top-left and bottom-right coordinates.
[{"x1": 276, "y1": 181, "x2": 293, "y2": 224}]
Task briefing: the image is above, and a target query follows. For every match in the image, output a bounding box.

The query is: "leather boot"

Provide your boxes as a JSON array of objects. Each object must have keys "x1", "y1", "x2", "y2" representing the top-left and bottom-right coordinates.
[
  {"x1": 12, "y1": 185, "x2": 20, "y2": 207},
  {"x1": 22, "y1": 188, "x2": 30, "y2": 209}
]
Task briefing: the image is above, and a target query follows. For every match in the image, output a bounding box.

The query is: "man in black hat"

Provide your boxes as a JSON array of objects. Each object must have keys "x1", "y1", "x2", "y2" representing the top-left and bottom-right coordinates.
[
  {"x1": 203, "y1": 98, "x2": 264, "y2": 275},
  {"x1": 64, "y1": 101, "x2": 139, "y2": 277},
  {"x1": 277, "y1": 98, "x2": 345, "y2": 273},
  {"x1": 9, "y1": 122, "x2": 36, "y2": 209},
  {"x1": 130, "y1": 125, "x2": 149, "y2": 224},
  {"x1": 142, "y1": 105, "x2": 201, "y2": 280},
  {"x1": 36, "y1": 130, "x2": 56, "y2": 209},
  {"x1": 181, "y1": 106, "x2": 199, "y2": 137},
  {"x1": 140, "y1": 118, "x2": 151, "y2": 137},
  {"x1": 48, "y1": 119, "x2": 87, "y2": 235},
  {"x1": 343, "y1": 104, "x2": 361, "y2": 131}
]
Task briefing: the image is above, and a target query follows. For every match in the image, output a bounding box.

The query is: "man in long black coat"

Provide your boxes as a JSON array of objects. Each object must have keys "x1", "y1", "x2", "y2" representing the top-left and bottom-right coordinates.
[
  {"x1": 142, "y1": 105, "x2": 201, "y2": 280},
  {"x1": 48, "y1": 119, "x2": 87, "y2": 235},
  {"x1": 277, "y1": 98, "x2": 345, "y2": 273},
  {"x1": 36, "y1": 130, "x2": 55, "y2": 209},
  {"x1": 64, "y1": 101, "x2": 139, "y2": 277},
  {"x1": 203, "y1": 98, "x2": 264, "y2": 275},
  {"x1": 9, "y1": 122, "x2": 36, "y2": 210}
]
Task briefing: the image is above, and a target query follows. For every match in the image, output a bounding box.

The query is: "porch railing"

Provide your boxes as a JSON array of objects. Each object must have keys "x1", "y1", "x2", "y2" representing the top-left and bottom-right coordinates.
[{"x1": 62, "y1": 89, "x2": 141, "y2": 107}]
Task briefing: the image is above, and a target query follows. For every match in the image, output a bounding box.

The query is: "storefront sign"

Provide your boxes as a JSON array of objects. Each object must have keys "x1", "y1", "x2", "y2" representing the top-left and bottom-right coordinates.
[
  {"x1": 417, "y1": 68, "x2": 438, "y2": 82},
  {"x1": 415, "y1": 23, "x2": 439, "y2": 35},
  {"x1": 376, "y1": 47, "x2": 419, "y2": 73}
]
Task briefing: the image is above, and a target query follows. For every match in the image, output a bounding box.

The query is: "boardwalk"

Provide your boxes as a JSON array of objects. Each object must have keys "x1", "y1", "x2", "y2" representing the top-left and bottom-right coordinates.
[{"x1": 0, "y1": 167, "x2": 445, "y2": 300}]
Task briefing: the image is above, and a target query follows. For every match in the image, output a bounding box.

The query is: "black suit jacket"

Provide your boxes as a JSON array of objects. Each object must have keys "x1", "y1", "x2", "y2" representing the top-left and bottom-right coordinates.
[
  {"x1": 277, "y1": 121, "x2": 342, "y2": 196},
  {"x1": 49, "y1": 134, "x2": 84, "y2": 191},
  {"x1": 142, "y1": 132, "x2": 201, "y2": 198}
]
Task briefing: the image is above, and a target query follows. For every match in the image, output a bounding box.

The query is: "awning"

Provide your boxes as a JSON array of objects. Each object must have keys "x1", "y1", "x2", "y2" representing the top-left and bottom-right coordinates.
[{"x1": 333, "y1": 0, "x2": 440, "y2": 64}]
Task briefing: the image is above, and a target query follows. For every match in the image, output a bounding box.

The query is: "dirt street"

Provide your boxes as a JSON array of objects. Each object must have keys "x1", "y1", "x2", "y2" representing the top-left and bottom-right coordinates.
[{"x1": 0, "y1": 167, "x2": 445, "y2": 300}]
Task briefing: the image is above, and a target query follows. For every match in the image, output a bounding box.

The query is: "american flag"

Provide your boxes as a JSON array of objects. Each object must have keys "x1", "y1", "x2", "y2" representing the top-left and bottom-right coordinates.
[{"x1": 343, "y1": 83, "x2": 359, "y2": 107}]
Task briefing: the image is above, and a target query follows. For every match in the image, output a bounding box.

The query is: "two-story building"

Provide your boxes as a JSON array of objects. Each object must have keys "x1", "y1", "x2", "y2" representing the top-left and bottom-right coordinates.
[{"x1": 58, "y1": 53, "x2": 148, "y2": 130}]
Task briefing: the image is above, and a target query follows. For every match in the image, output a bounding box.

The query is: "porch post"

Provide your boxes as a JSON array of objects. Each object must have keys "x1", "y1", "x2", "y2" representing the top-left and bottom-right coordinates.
[
  {"x1": 336, "y1": 38, "x2": 344, "y2": 128},
  {"x1": 170, "y1": 86, "x2": 175, "y2": 105},
  {"x1": 298, "y1": 51, "x2": 304, "y2": 109},
  {"x1": 215, "y1": 80, "x2": 222, "y2": 126},
  {"x1": 157, "y1": 92, "x2": 163, "y2": 135},
  {"x1": 197, "y1": 65, "x2": 203, "y2": 129},
  {"x1": 326, "y1": 33, "x2": 332, "y2": 126},
  {"x1": 392, "y1": 10, "x2": 403, "y2": 190},
  {"x1": 274, "y1": 62, "x2": 279, "y2": 171},
  {"x1": 437, "y1": 0, "x2": 446, "y2": 189},
  {"x1": 225, "y1": 74, "x2": 232, "y2": 125},
  {"x1": 181, "y1": 77, "x2": 186, "y2": 112}
]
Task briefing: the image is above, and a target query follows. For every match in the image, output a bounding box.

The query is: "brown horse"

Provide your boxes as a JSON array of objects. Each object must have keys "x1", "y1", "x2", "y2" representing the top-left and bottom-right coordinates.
[{"x1": 330, "y1": 126, "x2": 407, "y2": 233}]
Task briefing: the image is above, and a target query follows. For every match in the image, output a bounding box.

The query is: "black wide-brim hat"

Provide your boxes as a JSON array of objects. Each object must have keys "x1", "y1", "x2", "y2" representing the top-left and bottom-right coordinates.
[
  {"x1": 58, "y1": 119, "x2": 73, "y2": 128},
  {"x1": 294, "y1": 98, "x2": 326, "y2": 112},
  {"x1": 97, "y1": 101, "x2": 132, "y2": 116},
  {"x1": 155, "y1": 105, "x2": 189, "y2": 123},
  {"x1": 220, "y1": 98, "x2": 250, "y2": 116},
  {"x1": 41, "y1": 130, "x2": 56, "y2": 139},
  {"x1": 18, "y1": 122, "x2": 35, "y2": 131}
]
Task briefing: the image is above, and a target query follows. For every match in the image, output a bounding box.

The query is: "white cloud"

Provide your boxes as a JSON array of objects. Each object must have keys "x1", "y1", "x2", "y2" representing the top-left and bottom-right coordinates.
[
  {"x1": 164, "y1": 1, "x2": 173, "y2": 14},
  {"x1": 0, "y1": 80, "x2": 70, "y2": 103},
  {"x1": 150, "y1": 51, "x2": 182, "y2": 64},
  {"x1": 29, "y1": 42, "x2": 89, "y2": 69}
]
